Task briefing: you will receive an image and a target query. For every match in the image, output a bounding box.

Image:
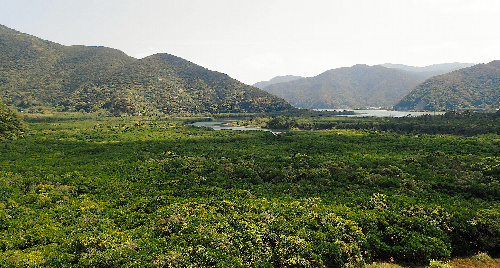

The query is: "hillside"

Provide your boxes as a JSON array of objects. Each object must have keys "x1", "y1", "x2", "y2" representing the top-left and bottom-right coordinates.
[
  {"x1": 253, "y1": 75, "x2": 303, "y2": 89},
  {"x1": 0, "y1": 25, "x2": 293, "y2": 114},
  {"x1": 0, "y1": 99, "x2": 25, "y2": 139},
  {"x1": 262, "y1": 64, "x2": 423, "y2": 109},
  {"x1": 380, "y1": 62, "x2": 474, "y2": 73},
  {"x1": 380, "y1": 62, "x2": 475, "y2": 81},
  {"x1": 394, "y1": 61, "x2": 500, "y2": 111}
]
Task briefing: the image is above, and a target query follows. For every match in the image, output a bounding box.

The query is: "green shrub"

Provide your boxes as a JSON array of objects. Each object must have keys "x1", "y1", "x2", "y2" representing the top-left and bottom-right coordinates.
[{"x1": 0, "y1": 100, "x2": 25, "y2": 140}]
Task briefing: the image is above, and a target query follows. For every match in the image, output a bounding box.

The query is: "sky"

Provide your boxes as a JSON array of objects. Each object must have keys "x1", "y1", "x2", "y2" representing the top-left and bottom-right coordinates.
[{"x1": 1, "y1": 0, "x2": 500, "y2": 85}]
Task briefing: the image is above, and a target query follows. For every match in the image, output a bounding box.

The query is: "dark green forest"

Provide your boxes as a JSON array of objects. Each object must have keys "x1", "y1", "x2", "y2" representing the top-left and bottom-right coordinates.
[{"x1": 0, "y1": 112, "x2": 499, "y2": 267}]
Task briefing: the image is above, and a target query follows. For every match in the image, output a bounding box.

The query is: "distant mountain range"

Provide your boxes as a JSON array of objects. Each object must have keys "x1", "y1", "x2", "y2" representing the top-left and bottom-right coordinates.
[
  {"x1": 380, "y1": 62, "x2": 474, "y2": 73},
  {"x1": 0, "y1": 25, "x2": 293, "y2": 115},
  {"x1": 253, "y1": 75, "x2": 304, "y2": 89},
  {"x1": 259, "y1": 64, "x2": 425, "y2": 109},
  {"x1": 256, "y1": 62, "x2": 478, "y2": 110},
  {"x1": 395, "y1": 61, "x2": 500, "y2": 111},
  {"x1": 379, "y1": 63, "x2": 475, "y2": 81},
  {"x1": 2, "y1": 25, "x2": 496, "y2": 113}
]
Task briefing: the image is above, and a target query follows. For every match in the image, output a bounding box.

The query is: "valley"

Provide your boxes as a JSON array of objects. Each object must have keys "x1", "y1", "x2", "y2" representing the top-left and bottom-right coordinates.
[
  {"x1": 1, "y1": 112, "x2": 499, "y2": 267},
  {"x1": 1, "y1": 24, "x2": 500, "y2": 267}
]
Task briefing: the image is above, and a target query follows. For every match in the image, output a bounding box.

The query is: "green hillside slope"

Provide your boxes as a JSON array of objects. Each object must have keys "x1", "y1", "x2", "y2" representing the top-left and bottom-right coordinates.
[
  {"x1": 395, "y1": 61, "x2": 500, "y2": 111},
  {"x1": 0, "y1": 25, "x2": 293, "y2": 114},
  {"x1": 262, "y1": 64, "x2": 423, "y2": 109}
]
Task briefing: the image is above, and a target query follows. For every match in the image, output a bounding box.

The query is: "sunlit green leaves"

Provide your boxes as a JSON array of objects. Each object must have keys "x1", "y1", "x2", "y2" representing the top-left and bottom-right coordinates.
[{"x1": 0, "y1": 114, "x2": 499, "y2": 266}]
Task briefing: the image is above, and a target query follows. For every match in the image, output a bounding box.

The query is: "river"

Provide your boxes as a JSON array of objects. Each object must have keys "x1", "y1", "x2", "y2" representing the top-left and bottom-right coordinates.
[
  {"x1": 315, "y1": 109, "x2": 444, "y2": 117},
  {"x1": 190, "y1": 121, "x2": 284, "y2": 134},
  {"x1": 190, "y1": 110, "x2": 443, "y2": 132}
]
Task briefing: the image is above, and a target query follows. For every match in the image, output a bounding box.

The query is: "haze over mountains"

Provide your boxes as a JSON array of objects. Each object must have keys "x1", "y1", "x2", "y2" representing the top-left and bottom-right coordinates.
[
  {"x1": 255, "y1": 63, "x2": 474, "y2": 90},
  {"x1": 0, "y1": 25, "x2": 293, "y2": 115},
  {"x1": 258, "y1": 65, "x2": 424, "y2": 109},
  {"x1": 380, "y1": 62, "x2": 475, "y2": 80},
  {"x1": 255, "y1": 62, "x2": 479, "y2": 110},
  {"x1": 253, "y1": 75, "x2": 304, "y2": 90}
]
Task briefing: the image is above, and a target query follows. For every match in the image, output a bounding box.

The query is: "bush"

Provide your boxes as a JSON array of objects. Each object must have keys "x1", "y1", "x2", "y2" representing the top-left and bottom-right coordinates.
[{"x1": 0, "y1": 100, "x2": 25, "y2": 140}]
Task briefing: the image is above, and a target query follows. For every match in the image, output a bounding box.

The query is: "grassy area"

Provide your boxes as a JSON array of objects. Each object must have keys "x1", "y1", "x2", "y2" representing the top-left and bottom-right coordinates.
[{"x1": 0, "y1": 113, "x2": 499, "y2": 267}]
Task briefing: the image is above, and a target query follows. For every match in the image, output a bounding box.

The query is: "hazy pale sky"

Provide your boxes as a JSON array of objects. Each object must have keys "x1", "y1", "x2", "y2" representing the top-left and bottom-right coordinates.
[{"x1": 2, "y1": 0, "x2": 500, "y2": 84}]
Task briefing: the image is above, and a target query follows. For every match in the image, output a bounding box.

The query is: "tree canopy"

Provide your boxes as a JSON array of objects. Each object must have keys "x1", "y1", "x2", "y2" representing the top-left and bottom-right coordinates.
[{"x1": 0, "y1": 98, "x2": 25, "y2": 139}]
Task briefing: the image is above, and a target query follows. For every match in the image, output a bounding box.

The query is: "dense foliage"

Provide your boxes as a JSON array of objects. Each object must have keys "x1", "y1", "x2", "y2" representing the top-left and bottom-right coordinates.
[
  {"x1": 0, "y1": 112, "x2": 499, "y2": 267},
  {"x1": 395, "y1": 61, "x2": 500, "y2": 111},
  {"x1": 238, "y1": 110, "x2": 500, "y2": 136},
  {"x1": 0, "y1": 25, "x2": 293, "y2": 115},
  {"x1": 0, "y1": 99, "x2": 25, "y2": 139},
  {"x1": 262, "y1": 65, "x2": 423, "y2": 109}
]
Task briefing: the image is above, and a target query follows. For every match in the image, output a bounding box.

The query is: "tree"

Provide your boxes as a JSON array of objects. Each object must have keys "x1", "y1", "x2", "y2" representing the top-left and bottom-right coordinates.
[{"x1": 0, "y1": 99, "x2": 25, "y2": 139}]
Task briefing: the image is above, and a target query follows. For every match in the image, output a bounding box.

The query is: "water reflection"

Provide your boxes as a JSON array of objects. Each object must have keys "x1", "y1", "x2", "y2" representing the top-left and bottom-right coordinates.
[
  {"x1": 190, "y1": 121, "x2": 284, "y2": 135},
  {"x1": 316, "y1": 109, "x2": 444, "y2": 117}
]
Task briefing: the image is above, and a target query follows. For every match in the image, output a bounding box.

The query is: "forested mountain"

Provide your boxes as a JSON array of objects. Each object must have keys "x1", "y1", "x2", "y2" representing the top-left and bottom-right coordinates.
[
  {"x1": 394, "y1": 61, "x2": 500, "y2": 111},
  {"x1": 0, "y1": 25, "x2": 293, "y2": 115},
  {"x1": 262, "y1": 64, "x2": 423, "y2": 109},
  {"x1": 380, "y1": 62, "x2": 475, "y2": 80},
  {"x1": 0, "y1": 98, "x2": 25, "y2": 139},
  {"x1": 253, "y1": 75, "x2": 303, "y2": 89}
]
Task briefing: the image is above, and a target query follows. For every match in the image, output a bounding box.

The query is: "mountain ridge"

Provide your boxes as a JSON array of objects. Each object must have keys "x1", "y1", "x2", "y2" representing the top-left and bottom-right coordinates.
[
  {"x1": 380, "y1": 62, "x2": 476, "y2": 81},
  {"x1": 380, "y1": 62, "x2": 475, "y2": 73},
  {"x1": 261, "y1": 64, "x2": 424, "y2": 109},
  {"x1": 253, "y1": 75, "x2": 304, "y2": 89},
  {"x1": 0, "y1": 24, "x2": 293, "y2": 115},
  {"x1": 394, "y1": 61, "x2": 500, "y2": 111}
]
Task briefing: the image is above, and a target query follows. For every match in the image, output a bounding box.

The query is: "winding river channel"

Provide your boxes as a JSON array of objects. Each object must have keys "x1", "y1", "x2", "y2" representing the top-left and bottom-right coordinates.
[
  {"x1": 319, "y1": 109, "x2": 444, "y2": 117},
  {"x1": 190, "y1": 110, "x2": 443, "y2": 132},
  {"x1": 189, "y1": 121, "x2": 284, "y2": 134}
]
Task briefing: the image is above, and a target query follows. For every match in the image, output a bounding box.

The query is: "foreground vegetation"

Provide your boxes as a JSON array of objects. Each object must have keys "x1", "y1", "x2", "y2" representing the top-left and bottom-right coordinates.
[
  {"x1": 0, "y1": 112, "x2": 499, "y2": 267},
  {"x1": 0, "y1": 100, "x2": 25, "y2": 140}
]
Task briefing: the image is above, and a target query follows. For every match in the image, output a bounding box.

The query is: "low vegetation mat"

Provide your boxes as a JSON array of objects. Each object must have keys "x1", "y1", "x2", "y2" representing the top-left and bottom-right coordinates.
[{"x1": 0, "y1": 113, "x2": 499, "y2": 267}]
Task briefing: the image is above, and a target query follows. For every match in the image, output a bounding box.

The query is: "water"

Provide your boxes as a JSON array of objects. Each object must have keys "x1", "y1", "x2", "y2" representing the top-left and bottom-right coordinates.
[
  {"x1": 190, "y1": 121, "x2": 283, "y2": 134},
  {"x1": 190, "y1": 110, "x2": 443, "y2": 132},
  {"x1": 316, "y1": 109, "x2": 444, "y2": 117}
]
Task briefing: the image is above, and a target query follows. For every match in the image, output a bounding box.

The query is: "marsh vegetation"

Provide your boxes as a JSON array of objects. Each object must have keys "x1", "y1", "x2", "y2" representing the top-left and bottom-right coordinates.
[{"x1": 0, "y1": 111, "x2": 499, "y2": 267}]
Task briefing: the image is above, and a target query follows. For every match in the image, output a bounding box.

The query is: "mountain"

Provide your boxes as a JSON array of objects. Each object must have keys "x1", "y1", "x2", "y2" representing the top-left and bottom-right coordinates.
[
  {"x1": 253, "y1": 75, "x2": 304, "y2": 89},
  {"x1": 380, "y1": 63, "x2": 475, "y2": 80},
  {"x1": 394, "y1": 61, "x2": 500, "y2": 111},
  {"x1": 0, "y1": 25, "x2": 293, "y2": 115},
  {"x1": 380, "y1": 62, "x2": 475, "y2": 73},
  {"x1": 0, "y1": 98, "x2": 25, "y2": 139},
  {"x1": 261, "y1": 64, "x2": 423, "y2": 109}
]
